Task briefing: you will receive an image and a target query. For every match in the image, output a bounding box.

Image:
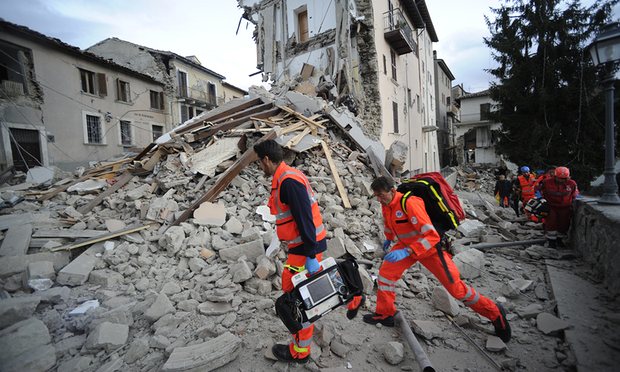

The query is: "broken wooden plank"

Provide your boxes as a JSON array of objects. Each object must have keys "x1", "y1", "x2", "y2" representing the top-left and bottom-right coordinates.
[
  {"x1": 277, "y1": 105, "x2": 326, "y2": 129},
  {"x1": 286, "y1": 127, "x2": 312, "y2": 148},
  {"x1": 77, "y1": 172, "x2": 133, "y2": 215},
  {"x1": 0, "y1": 224, "x2": 32, "y2": 256},
  {"x1": 140, "y1": 149, "x2": 163, "y2": 172},
  {"x1": 133, "y1": 142, "x2": 157, "y2": 162},
  {"x1": 320, "y1": 141, "x2": 351, "y2": 209},
  {"x1": 280, "y1": 122, "x2": 305, "y2": 135},
  {"x1": 50, "y1": 224, "x2": 153, "y2": 252},
  {"x1": 212, "y1": 102, "x2": 273, "y2": 125},
  {"x1": 193, "y1": 175, "x2": 208, "y2": 192},
  {"x1": 176, "y1": 97, "x2": 265, "y2": 135},
  {"x1": 171, "y1": 130, "x2": 278, "y2": 226},
  {"x1": 189, "y1": 107, "x2": 281, "y2": 143},
  {"x1": 39, "y1": 174, "x2": 91, "y2": 202},
  {"x1": 367, "y1": 147, "x2": 395, "y2": 184},
  {"x1": 32, "y1": 229, "x2": 107, "y2": 239}
]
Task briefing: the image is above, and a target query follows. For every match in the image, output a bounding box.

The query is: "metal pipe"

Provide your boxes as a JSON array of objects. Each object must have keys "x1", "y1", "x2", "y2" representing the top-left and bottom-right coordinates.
[
  {"x1": 445, "y1": 314, "x2": 504, "y2": 371},
  {"x1": 394, "y1": 311, "x2": 435, "y2": 372}
]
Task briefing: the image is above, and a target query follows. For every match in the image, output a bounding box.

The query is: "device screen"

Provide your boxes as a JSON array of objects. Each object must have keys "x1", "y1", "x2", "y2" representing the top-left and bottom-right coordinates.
[{"x1": 306, "y1": 275, "x2": 335, "y2": 305}]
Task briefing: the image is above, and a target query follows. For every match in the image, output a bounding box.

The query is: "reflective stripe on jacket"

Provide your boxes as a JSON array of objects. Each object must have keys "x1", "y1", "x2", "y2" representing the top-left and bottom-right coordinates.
[
  {"x1": 540, "y1": 178, "x2": 578, "y2": 208},
  {"x1": 382, "y1": 191, "x2": 441, "y2": 257},
  {"x1": 518, "y1": 174, "x2": 536, "y2": 200},
  {"x1": 269, "y1": 162, "x2": 326, "y2": 249}
]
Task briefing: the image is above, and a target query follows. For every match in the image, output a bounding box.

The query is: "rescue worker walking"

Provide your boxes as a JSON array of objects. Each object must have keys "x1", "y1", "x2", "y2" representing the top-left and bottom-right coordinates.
[
  {"x1": 362, "y1": 176, "x2": 511, "y2": 343},
  {"x1": 494, "y1": 174, "x2": 512, "y2": 207},
  {"x1": 517, "y1": 166, "x2": 537, "y2": 220},
  {"x1": 537, "y1": 166, "x2": 578, "y2": 248},
  {"x1": 253, "y1": 140, "x2": 363, "y2": 363}
]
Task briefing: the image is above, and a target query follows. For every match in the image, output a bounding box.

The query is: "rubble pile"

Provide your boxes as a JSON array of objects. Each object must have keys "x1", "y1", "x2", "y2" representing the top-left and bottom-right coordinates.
[
  {"x1": 455, "y1": 163, "x2": 503, "y2": 195},
  {"x1": 0, "y1": 89, "x2": 588, "y2": 371}
]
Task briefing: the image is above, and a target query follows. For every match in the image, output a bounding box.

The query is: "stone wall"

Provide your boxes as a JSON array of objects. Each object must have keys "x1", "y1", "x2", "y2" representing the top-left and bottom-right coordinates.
[{"x1": 570, "y1": 200, "x2": 620, "y2": 296}]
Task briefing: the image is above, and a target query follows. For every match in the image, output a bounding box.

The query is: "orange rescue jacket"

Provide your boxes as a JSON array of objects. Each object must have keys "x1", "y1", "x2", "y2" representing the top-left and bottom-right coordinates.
[
  {"x1": 518, "y1": 174, "x2": 536, "y2": 201},
  {"x1": 269, "y1": 162, "x2": 326, "y2": 249},
  {"x1": 382, "y1": 191, "x2": 441, "y2": 258}
]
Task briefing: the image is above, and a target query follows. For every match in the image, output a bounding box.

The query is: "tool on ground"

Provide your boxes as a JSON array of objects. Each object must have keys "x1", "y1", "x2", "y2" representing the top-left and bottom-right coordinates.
[
  {"x1": 394, "y1": 311, "x2": 435, "y2": 372},
  {"x1": 445, "y1": 314, "x2": 504, "y2": 371}
]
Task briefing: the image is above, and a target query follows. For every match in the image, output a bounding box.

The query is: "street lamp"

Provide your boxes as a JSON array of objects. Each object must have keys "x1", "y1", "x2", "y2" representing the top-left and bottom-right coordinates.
[{"x1": 589, "y1": 22, "x2": 620, "y2": 205}]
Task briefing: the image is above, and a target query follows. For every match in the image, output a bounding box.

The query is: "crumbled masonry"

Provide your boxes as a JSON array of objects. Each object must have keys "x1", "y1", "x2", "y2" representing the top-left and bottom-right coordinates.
[{"x1": 0, "y1": 89, "x2": 615, "y2": 371}]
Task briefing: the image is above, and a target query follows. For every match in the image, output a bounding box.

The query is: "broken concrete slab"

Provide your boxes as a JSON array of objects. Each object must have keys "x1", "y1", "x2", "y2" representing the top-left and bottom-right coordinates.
[
  {"x1": 326, "y1": 237, "x2": 346, "y2": 258},
  {"x1": 57, "y1": 244, "x2": 103, "y2": 286},
  {"x1": 231, "y1": 261, "x2": 253, "y2": 283},
  {"x1": 224, "y1": 216, "x2": 243, "y2": 234},
  {"x1": 516, "y1": 303, "x2": 544, "y2": 319},
  {"x1": 456, "y1": 219, "x2": 486, "y2": 238},
  {"x1": 26, "y1": 166, "x2": 54, "y2": 185},
  {"x1": 536, "y1": 312, "x2": 571, "y2": 335},
  {"x1": 431, "y1": 286, "x2": 460, "y2": 316},
  {"x1": 159, "y1": 226, "x2": 185, "y2": 256},
  {"x1": 57, "y1": 356, "x2": 93, "y2": 372},
  {"x1": 410, "y1": 319, "x2": 443, "y2": 340},
  {"x1": 38, "y1": 286, "x2": 70, "y2": 304},
  {"x1": 0, "y1": 224, "x2": 32, "y2": 256},
  {"x1": 0, "y1": 296, "x2": 41, "y2": 329},
  {"x1": 105, "y1": 219, "x2": 126, "y2": 232},
  {"x1": 85, "y1": 321, "x2": 129, "y2": 352},
  {"x1": 198, "y1": 301, "x2": 234, "y2": 315},
  {"x1": 190, "y1": 137, "x2": 241, "y2": 177},
  {"x1": 0, "y1": 318, "x2": 55, "y2": 372},
  {"x1": 486, "y1": 336, "x2": 507, "y2": 352},
  {"x1": 161, "y1": 331, "x2": 241, "y2": 372},
  {"x1": 144, "y1": 293, "x2": 175, "y2": 322},
  {"x1": 67, "y1": 179, "x2": 107, "y2": 193},
  {"x1": 383, "y1": 341, "x2": 404, "y2": 365},
  {"x1": 124, "y1": 337, "x2": 150, "y2": 364},
  {"x1": 452, "y1": 248, "x2": 485, "y2": 279},
  {"x1": 254, "y1": 256, "x2": 276, "y2": 280},
  {"x1": 89, "y1": 269, "x2": 124, "y2": 287},
  {"x1": 193, "y1": 201, "x2": 226, "y2": 226},
  {"x1": 219, "y1": 239, "x2": 264, "y2": 263},
  {"x1": 24, "y1": 261, "x2": 55, "y2": 290}
]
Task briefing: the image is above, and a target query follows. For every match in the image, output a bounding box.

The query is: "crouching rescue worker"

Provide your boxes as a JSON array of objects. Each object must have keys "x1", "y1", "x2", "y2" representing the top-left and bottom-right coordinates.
[
  {"x1": 253, "y1": 140, "x2": 364, "y2": 363},
  {"x1": 538, "y1": 166, "x2": 578, "y2": 248},
  {"x1": 363, "y1": 176, "x2": 511, "y2": 343}
]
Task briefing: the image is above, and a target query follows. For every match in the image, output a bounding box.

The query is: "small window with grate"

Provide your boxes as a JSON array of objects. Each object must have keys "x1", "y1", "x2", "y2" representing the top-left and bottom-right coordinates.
[{"x1": 85, "y1": 114, "x2": 103, "y2": 144}]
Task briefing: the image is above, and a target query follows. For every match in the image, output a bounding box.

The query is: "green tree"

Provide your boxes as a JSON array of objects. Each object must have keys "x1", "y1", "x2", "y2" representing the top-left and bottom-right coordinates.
[{"x1": 484, "y1": 0, "x2": 618, "y2": 188}]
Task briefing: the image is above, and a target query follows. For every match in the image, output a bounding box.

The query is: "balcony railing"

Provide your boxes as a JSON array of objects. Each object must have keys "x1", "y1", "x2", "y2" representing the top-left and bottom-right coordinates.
[{"x1": 383, "y1": 9, "x2": 417, "y2": 55}]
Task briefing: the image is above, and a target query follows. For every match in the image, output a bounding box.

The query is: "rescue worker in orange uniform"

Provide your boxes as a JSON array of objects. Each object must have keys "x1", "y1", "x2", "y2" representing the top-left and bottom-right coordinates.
[
  {"x1": 253, "y1": 140, "x2": 363, "y2": 363},
  {"x1": 363, "y1": 176, "x2": 511, "y2": 343},
  {"x1": 517, "y1": 166, "x2": 538, "y2": 221},
  {"x1": 537, "y1": 166, "x2": 578, "y2": 248}
]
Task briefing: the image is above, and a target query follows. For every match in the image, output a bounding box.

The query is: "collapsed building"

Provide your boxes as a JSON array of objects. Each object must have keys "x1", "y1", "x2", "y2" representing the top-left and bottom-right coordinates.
[{"x1": 238, "y1": 0, "x2": 443, "y2": 175}]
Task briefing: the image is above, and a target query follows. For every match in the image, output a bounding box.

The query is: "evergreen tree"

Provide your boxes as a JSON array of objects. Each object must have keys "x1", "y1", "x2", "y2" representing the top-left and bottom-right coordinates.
[{"x1": 484, "y1": 0, "x2": 618, "y2": 188}]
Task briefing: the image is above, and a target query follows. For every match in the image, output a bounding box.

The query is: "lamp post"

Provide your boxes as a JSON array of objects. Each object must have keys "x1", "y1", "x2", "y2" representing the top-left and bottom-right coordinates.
[{"x1": 589, "y1": 22, "x2": 620, "y2": 205}]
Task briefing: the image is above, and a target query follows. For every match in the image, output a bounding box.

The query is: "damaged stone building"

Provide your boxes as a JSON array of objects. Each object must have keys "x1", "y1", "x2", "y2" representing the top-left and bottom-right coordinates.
[
  {"x1": 238, "y1": 0, "x2": 443, "y2": 174},
  {"x1": 434, "y1": 50, "x2": 456, "y2": 168},
  {"x1": 87, "y1": 38, "x2": 248, "y2": 126},
  {"x1": 0, "y1": 21, "x2": 169, "y2": 171},
  {"x1": 454, "y1": 89, "x2": 502, "y2": 165}
]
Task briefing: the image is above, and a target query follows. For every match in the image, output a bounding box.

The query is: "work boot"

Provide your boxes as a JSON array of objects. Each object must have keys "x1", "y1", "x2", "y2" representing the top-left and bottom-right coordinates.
[
  {"x1": 547, "y1": 239, "x2": 557, "y2": 249},
  {"x1": 271, "y1": 344, "x2": 309, "y2": 364},
  {"x1": 492, "y1": 303, "x2": 511, "y2": 343},
  {"x1": 346, "y1": 294, "x2": 365, "y2": 320},
  {"x1": 362, "y1": 313, "x2": 395, "y2": 327}
]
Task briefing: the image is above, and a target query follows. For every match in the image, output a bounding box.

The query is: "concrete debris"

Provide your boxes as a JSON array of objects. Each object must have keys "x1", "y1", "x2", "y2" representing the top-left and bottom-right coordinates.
[
  {"x1": 0, "y1": 92, "x2": 592, "y2": 371},
  {"x1": 486, "y1": 335, "x2": 507, "y2": 352},
  {"x1": 67, "y1": 179, "x2": 107, "y2": 192},
  {"x1": 0, "y1": 318, "x2": 55, "y2": 372},
  {"x1": 25, "y1": 166, "x2": 55, "y2": 185},
  {"x1": 536, "y1": 313, "x2": 571, "y2": 335},
  {"x1": 161, "y1": 331, "x2": 241, "y2": 372}
]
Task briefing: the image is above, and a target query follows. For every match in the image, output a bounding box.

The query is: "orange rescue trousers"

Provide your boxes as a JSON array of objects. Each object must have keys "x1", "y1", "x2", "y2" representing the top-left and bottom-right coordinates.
[{"x1": 375, "y1": 249, "x2": 501, "y2": 322}]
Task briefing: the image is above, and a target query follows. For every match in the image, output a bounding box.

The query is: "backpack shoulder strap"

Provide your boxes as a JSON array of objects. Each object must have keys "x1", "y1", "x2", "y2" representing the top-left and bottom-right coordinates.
[{"x1": 400, "y1": 191, "x2": 412, "y2": 215}]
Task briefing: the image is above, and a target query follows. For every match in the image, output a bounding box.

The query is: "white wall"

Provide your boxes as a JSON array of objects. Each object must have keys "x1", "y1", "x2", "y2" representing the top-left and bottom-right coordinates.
[{"x1": 286, "y1": 0, "x2": 336, "y2": 39}]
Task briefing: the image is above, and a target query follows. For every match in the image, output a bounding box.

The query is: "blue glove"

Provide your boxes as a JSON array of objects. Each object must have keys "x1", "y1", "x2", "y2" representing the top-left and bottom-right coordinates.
[
  {"x1": 383, "y1": 240, "x2": 392, "y2": 252},
  {"x1": 384, "y1": 249, "x2": 410, "y2": 263},
  {"x1": 305, "y1": 257, "x2": 320, "y2": 274}
]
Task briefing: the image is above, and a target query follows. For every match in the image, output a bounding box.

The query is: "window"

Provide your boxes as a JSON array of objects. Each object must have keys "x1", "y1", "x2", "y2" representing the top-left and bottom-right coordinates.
[
  {"x1": 79, "y1": 68, "x2": 106, "y2": 97},
  {"x1": 407, "y1": 88, "x2": 412, "y2": 107},
  {"x1": 0, "y1": 40, "x2": 27, "y2": 95},
  {"x1": 392, "y1": 101, "x2": 399, "y2": 133},
  {"x1": 297, "y1": 8, "x2": 309, "y2": 42},
  {"x1": 383, "y1": 55, "x2": 387, "y2": 75},
  {"x1": 416, "y1": 94, "x2": 420, "y2": 112},
  {"x1": 83, "y1": 113, "x2": 104, "y2": 144},
  {"x1": 181, "y1": 105, "x2": 195, "y2": 123},
  {"x1": 120, "y1": 120, "x2": 132, "y2": 146},
  {"x1": 208, "y1": 82, "x2": 216, "y2": 105},
  {"x1": 447, "y1": 96, "x2": 451, "y2": 106},
  {"x1": 480, "y1": 103, "x2": 491, "y2": 120},
  {"x1": 116, "y1": 79, "x2": 130, "y2": 102},
  {"x1": 150, "y1": 90, "x2": 164, "y2": 110},
  {"x1": 177, "y1": 70, "x2": 188, "y2": 97},
  {"x1": 152, "y1": 124, "x2": 164, "y2": 142},
  {"x1": 390, "y1": 50, "x2": 397, "y2": 81}
]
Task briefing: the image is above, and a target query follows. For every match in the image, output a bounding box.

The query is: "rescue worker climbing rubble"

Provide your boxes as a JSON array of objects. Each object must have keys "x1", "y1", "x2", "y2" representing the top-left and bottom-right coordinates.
[
  {"x1": 362, "y1": 176, "x2": 511, "y2": 343},
  {"x1": 517, "y1": 166, "x2": 538, "y2": 221},
  {"x1": 537, "y1": 166, "x2": 578, "y2": 248},
  {"x1": 253, "y1": 140, "x2": 363, "y2": 363}
]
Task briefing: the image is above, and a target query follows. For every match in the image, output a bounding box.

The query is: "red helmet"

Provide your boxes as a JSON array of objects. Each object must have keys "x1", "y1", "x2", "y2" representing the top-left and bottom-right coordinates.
[{"x1": 555, "y1": 166, "x2": 570, "y2": 179}]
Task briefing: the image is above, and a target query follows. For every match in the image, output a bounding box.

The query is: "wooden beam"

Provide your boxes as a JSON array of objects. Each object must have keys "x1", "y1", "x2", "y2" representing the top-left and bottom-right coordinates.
[
  {"x1": 285, "y1": 127, "x2": 311, "y2": 148},
  {"x1": 50, "y1": 224, "x2": 152, "y2": 252},
  {"x1": 189, "y1": 107, "x2": 281, "y2": 143},
  {"x1": 32, "y1": 229, "x2": 107, "y2": 239},
  {"x1": 320, "y1": 141, "x2": 351, "y2": 209},
  {"x1": 277, "y1": 105, "x2": 326, "y2": 129},
  {"x1": 212, "y1": 102, "x2": 273, "y2": 125},
  {"x1": 76, "y1": 171, "x2": 133, "y2": 214},
  {"x1": 171, "y1": 130, "x2": 278, "y2": 226},
  {"x1": 133, "y1": 143, "x2": 157, "y2": 162},
  {"x1": 176, "y1": 97, "x2": 265, "y2": 135}
]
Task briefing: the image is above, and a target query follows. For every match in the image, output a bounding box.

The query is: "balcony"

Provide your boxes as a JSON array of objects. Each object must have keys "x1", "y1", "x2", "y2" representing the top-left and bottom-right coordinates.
[
  {"x1": 447, "y1": 103, "x2": 460, "y2": 120},
  {"x1": 383, "y1": 9, "x2": 417, "y2": 55}
]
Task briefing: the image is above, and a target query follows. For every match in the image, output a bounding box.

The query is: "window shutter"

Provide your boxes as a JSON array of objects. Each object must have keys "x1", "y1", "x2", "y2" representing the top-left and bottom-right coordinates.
[
  {"x1": 159, "y1": 92, "x2": 164, "y2": 110},
  {"x1": 97, "y1": 73, "x2": 107, "y2": 97},
  {"x1": 116, "y1": 79, "x2": 121, "y2": 100}
]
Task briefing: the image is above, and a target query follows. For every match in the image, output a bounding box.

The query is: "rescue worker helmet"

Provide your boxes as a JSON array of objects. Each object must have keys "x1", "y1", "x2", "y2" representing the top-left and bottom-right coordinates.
[
  {"x1": 555, "y1": 166, "x2": 570, "y2": 179},
  {"x1": 520, "y1": 166, "x2": 530, "y2": 173}
]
